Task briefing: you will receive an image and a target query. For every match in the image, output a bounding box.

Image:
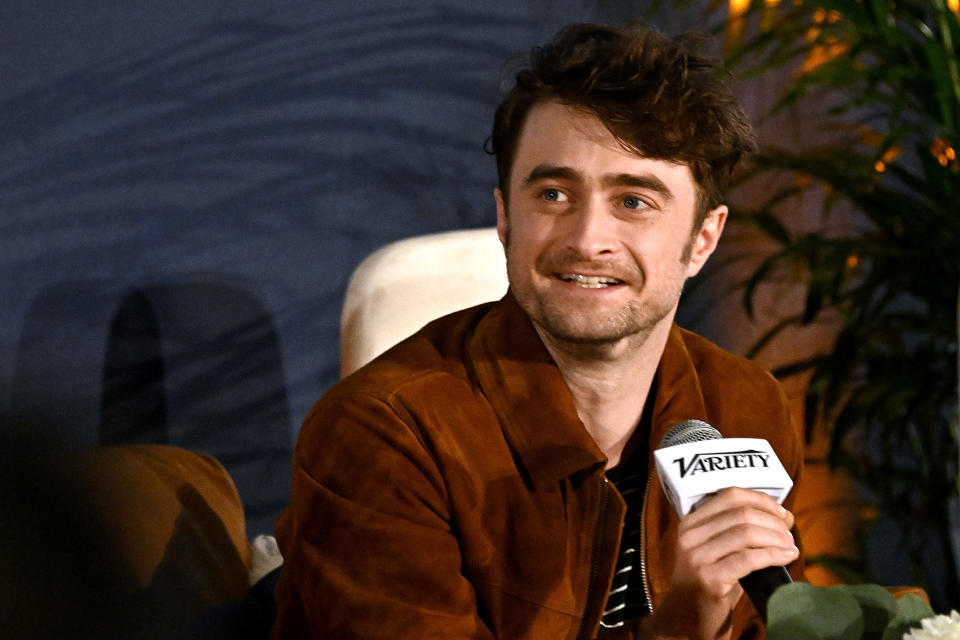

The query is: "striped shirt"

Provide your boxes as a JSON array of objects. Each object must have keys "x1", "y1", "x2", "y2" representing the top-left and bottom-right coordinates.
[
  {"x1": 599, "y1": 462, "x2": 651, "y2": 630},
  {"x1": 599, "y1": 391, "x2": 655, "y2": 631}
]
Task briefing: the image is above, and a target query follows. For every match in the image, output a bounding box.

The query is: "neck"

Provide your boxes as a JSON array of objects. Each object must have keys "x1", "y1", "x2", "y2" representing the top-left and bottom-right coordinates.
[{"x1": 535, "y1": 320, "x2": 673, "y2": 468}]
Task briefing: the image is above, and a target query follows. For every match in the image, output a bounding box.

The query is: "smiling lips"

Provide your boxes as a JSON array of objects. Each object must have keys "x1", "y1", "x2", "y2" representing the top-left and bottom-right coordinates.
[{"x1": 558, "y1": 273, "x2": 625, "y2": 288}]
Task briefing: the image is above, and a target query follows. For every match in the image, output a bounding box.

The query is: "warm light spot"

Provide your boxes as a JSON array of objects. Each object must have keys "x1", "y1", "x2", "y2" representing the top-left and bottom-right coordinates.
[
  {"x1": 931, "y1": 138, "x2": 955, "y2": 166},
  {"x1": 805, "y1": 11, "x2": 824, "y2": 47},
  {"x1": 802, "y1": 40, "x2": 849, "y2": 72},
  {"x1": 728, "y1": 0, "x2": 750, "y2": 47},
  {"x1": 874, "y1": 160, "x2": 886, "y2": 173},
  {"x1": 949, "y1": 0, "x2": 959, "y2": 15},
  {"x1": 845, "y1": 254, "x2": 859, "y2": 269},
  {"x1": 801, "y1": 8, "x2": 847, "y2": 73},
  {"x1": 762, "y1": 0, "x2": 781, "y2": 30}
]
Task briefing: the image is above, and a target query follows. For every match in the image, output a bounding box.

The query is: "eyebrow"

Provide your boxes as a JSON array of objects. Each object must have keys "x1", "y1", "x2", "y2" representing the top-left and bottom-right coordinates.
[
  {"x1": 602, "y1": 173, "x2": 674, "y2": 202},
  {"x1": 522, "y1": 164, "x2": 581, "y2": 187},
  {"x1": 521, "y1": 164, "x2": 675, "y2": 202}
]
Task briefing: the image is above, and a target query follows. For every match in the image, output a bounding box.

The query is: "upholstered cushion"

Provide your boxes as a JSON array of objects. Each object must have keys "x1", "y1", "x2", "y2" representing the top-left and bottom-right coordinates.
[
  {"x1": 340, "y1": 227, "x2": 507, "y2": 376},
  {"x1": 1, "y1": 439, "x2": 253, "y2": 638},
  {"x1": 80, "y1": 445, "x2": 251, "y2": 600}
]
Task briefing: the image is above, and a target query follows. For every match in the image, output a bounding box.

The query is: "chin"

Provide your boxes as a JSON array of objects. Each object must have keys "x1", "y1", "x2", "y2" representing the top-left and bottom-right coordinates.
[
  {"x1": 524, "y1": 292, "x2": 678, "y2": 346},
  {"x1": 535, "y1": 309, "x2": 644, "y2": 345}
]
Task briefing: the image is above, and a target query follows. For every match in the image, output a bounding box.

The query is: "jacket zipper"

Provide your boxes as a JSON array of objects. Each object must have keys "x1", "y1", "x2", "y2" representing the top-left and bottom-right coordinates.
[
  {"x1": 639, "y1": 470, "x2": 654, "y2": 615},
  {"x1": 577, "y1": 475, "x2": 610, "y2": 640}
]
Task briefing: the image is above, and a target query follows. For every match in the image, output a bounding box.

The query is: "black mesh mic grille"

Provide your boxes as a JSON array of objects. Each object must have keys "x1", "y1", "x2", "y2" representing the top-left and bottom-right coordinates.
[{"x1": 659, "y1": 419, "x2": 722, "y2": 448}]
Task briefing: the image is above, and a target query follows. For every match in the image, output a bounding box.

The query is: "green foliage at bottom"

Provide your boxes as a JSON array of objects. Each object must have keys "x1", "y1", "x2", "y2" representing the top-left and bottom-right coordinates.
[{"x1": 766, "y1": 583, "x2": 935, "y2": 640}]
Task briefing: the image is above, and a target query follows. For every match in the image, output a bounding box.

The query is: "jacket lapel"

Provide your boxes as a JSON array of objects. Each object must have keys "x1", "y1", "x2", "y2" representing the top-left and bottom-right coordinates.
[
  {"x1": 467, "y1": 294, "x2": 607, "y2": 490},
  {"x1": 649, "y1": 326, "x2": 710, "y2": 447}
]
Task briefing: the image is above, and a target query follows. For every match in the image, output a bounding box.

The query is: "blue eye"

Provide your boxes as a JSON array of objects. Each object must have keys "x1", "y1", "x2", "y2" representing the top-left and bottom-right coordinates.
[{"x1": 623, "y1": 196, "x2": 647, "y2": 210}]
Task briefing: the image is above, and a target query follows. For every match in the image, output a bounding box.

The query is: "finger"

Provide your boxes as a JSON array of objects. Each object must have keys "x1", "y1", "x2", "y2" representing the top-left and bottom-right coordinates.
[
  {"x1": 671, "y1": 538, "x2": 798, "y2": 602},
  {"x1": 684, "y1": 487, "x2": 794, "y2": 528},
  {"x1": 686, "y1": 502, "x2": 794, "y2": 538},
  {"x1": 716, "y1": 541, "x2": 800, "y2": 575},
  {"x1": 702, "y1": 544, "x2": 800, "y2": 588},
  {"x1": 680, "y1": 502, "x2": 796, "y2": 550},
  {"x1": 678, "y1": 517, "x2": 798, "y2": 567},
  {"x1": 696, "y1": 486, "x2": 788, "y2": 515},
  {"x1": 677, "y1": 523, "x2": 800, "y2": 585}
]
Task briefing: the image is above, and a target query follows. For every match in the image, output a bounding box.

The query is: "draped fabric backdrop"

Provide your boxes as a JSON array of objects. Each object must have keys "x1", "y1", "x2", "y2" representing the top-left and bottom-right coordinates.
[{"x1": 4, "y1": 0, "x2": 722, "y2": 535}]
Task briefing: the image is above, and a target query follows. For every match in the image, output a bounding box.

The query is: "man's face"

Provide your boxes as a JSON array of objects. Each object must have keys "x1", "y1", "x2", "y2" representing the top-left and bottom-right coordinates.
[{"x1": 495, "y1": 101, "x2": 726, "y2": 348}]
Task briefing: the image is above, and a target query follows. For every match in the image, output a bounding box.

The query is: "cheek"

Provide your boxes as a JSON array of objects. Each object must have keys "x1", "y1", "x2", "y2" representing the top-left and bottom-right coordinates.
[
  {"x1": 653, "y1": 227, "x2": 696, "y2": 263},
  {"x1": 506, "y1": 218, "x2": 552, "y2": 259},
  {"x1": 624, "y1": 232, "x2": 689, "y2": 278},
  {"x1": 503, "y1": 226, "x2": 535, "y2": 275}
]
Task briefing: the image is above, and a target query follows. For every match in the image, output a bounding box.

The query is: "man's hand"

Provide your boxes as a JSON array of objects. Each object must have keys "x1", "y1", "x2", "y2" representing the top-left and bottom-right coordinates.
[{"x1": 643, "y1": 487, "x2": 799, "y2": 640}]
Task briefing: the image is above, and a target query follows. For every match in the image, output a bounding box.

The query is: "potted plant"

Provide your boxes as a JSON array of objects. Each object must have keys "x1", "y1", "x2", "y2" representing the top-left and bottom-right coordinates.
[{"x1": 710, "y1": 0, "x2": 960, "y2": 608}]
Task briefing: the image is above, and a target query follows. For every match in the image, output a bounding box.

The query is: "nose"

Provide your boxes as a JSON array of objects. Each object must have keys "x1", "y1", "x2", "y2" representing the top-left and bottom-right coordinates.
[{"x1": 563, "y1": 197, "x2": 618, "y2": 259}]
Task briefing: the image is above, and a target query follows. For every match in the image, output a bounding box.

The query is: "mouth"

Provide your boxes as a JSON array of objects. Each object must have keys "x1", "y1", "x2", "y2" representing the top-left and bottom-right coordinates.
[{"x1": 558, "y1": 273, "x2": 625, "y2": 288}]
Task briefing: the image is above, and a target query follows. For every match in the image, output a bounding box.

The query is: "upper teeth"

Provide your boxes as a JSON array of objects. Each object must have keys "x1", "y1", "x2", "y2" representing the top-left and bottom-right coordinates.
[{"x1": 562, "y1": 274, "x2": 621, "y2": 288}]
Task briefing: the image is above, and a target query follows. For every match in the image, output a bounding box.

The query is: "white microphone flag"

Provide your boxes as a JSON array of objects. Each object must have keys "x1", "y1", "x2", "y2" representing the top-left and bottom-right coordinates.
[{"x1": 653, "y1": 438, "x2": 793, "y2": 517}]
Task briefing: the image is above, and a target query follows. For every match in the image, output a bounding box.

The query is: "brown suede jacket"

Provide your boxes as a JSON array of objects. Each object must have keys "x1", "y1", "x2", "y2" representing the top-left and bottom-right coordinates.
[{"x1": 272, "y1": 294, "x2": 804, "y2": 640}]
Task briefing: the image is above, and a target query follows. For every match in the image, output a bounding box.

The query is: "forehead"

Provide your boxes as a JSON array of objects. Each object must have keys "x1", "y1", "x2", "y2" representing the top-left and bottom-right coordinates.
[{"x1": 508, "y1": 101, "x2": 697, "y2": 199}]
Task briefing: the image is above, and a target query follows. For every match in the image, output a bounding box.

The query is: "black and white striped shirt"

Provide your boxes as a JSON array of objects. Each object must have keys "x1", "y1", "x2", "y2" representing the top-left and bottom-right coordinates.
[
  {"x1": 599, "y1": 391, "x2": 655, "y2": 632},
  {"x1": 600, "y1": 462, "x2": 651, "y2": 630}
]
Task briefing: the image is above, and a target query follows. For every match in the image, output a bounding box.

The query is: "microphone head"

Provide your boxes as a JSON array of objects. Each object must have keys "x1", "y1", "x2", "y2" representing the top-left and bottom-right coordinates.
[{"x1": 660, "y1": 419, "x2": 722, "y2": 448}]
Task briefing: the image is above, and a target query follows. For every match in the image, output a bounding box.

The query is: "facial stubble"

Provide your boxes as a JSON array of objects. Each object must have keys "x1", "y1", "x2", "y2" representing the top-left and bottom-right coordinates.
[{"x1": 501, "y1": 214, "x2": 700, "y2": 347}]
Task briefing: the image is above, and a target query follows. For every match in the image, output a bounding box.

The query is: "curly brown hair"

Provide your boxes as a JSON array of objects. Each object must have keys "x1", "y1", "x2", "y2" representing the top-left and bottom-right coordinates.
[{"x1": 489, "y1": 23, "x2": 757, "y2": 225}]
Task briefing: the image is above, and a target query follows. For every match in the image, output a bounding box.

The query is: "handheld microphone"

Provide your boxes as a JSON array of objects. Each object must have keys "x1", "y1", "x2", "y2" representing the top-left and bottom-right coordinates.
[{"x1": 653, "y1": 419, "x2": 794, "y2": 619}]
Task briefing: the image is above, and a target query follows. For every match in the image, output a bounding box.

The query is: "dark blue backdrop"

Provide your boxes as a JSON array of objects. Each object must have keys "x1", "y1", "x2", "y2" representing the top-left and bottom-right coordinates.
[{"x1": 4, "y1": 0, "x2": 716, "y2": 535}]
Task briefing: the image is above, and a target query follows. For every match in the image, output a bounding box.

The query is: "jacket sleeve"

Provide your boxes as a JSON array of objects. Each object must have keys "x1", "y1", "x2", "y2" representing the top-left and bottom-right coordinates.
[{"x1": 271, "y1": 389, "x2": 496, "y2": 640}]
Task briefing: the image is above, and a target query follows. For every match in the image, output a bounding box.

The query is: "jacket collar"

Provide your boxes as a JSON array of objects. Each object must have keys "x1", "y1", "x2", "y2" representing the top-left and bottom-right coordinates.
[
  {"x1": 468, "y1": 294, "x2": 710, "y2": 490},
  {"x1": 647, "y1": 325, "x2": 710, "y2": 450}
]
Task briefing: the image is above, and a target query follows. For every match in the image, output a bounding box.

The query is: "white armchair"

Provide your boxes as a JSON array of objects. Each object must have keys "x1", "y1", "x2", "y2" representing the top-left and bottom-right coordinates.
[{"x1": 340, "y1": 228, "x2": 508, "y2": 377}]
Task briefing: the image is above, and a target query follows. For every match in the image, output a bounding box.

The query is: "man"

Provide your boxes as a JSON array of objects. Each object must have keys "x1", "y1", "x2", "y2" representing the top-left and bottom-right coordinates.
[{"x1": 272, "y1": 23, "x2": 804, "y2": 640}]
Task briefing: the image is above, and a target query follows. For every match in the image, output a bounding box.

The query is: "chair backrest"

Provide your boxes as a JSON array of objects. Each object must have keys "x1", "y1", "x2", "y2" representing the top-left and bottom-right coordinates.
[{"x1": 340, "y1": 228, "x2": 508, "y2": 377}]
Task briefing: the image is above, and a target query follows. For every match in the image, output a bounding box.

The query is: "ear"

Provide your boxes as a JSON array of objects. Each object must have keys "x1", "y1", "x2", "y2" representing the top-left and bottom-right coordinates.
[
  {"x1": 685, "y1": 205, "x2": 727, "y2": 278},
  {"x1": 494, "y1": 188, "x2": 508, "y2": 247}
]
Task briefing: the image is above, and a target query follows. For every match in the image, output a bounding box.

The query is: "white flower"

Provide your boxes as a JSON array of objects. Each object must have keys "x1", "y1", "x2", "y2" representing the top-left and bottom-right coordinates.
[{"x1": 903, "y1": 611, "x2": 960, "y2": 640}]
